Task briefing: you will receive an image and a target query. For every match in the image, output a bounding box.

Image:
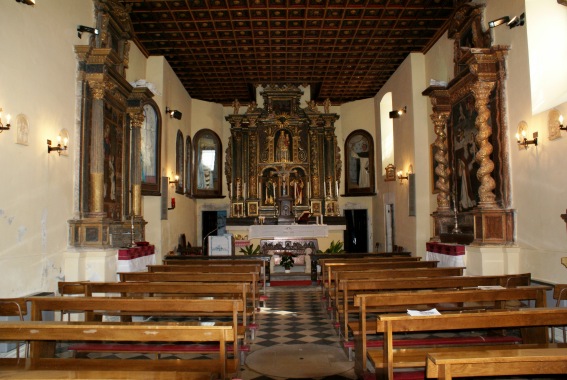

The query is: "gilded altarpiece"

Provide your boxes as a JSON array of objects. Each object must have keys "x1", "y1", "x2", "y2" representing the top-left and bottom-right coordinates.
[
  {"x1": 423, "y1": 3, "x2": 514, "y2": 246},
  {"x1": 225, "y1": 85, "x2": 340, "y2": 222},
  {"x1": 69, "y1": 0, "x2": 149, "y2": 248}
]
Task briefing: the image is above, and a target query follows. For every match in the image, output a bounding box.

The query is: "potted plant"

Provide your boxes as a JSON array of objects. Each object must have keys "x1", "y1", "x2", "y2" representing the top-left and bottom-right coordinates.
[
  {"x1": 316, "y1": 240, "x2": 345, "y2": 254},
  {"x1": 280, "y1": 252, "x2": 296, "y2": 273},
  {"x1": 239, "y1": 243, "x2": 260, "y2": 256}
]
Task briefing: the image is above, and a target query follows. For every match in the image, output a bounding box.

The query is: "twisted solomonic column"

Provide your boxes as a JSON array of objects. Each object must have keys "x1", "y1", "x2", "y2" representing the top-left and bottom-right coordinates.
[
  {"x1": 432, "y1": 112, "x2": 451, "y2": 212},
  {"x1": 472, "y1": 80, "x2": 497, "y2": 208}
]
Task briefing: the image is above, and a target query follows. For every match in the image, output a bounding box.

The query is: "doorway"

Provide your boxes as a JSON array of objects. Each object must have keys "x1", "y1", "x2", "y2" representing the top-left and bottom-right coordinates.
[
  {"x1": 343, "y1": 209, "x2": 368, "y2": 253},
  {"x1": 201, "y1": 210, "x2": 227, "y2": 255}
]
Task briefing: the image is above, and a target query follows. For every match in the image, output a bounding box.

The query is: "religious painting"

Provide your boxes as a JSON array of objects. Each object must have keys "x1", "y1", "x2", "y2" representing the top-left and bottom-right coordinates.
[
  {"x1": 271, "y1": 98, "x2": 292, "y2": 114},
  {"x1": 310, "y1": 200, "x2": 322, "y2": 216},
  {"x1": 141, "y1": 102, "x2": 161, "y2": 196},
  {"x1": 175, "y1": 130, "x2": 184, "y2": 195},
  {"x1": 185, "y1": 135, "x2": 192, "y2": 197},
  {"x1": 192, "y1": 129, "x2": 222, "y2": 198},
  {"x1": 232, "y1": 202, "x2": 244, "y2": 218},
  {"x1": 450, "y1": 93, "x2": 479, "y2": 212},
  {"x1": 384, "y1": 163, "x2": 396, "y2": 182},
  {"x1": 344, "y1": 130, "x2": 376, "y2": 196},
  {"x1": 449, "y1": 88, "x2": 505, "y2": 212},
  {"x1": 247, "y1": 201, "x2": 259, "y2": 217}
]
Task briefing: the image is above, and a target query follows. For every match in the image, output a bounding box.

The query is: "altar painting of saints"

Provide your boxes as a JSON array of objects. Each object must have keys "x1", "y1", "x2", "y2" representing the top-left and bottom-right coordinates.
[
  {"x1": 451, "y1": 95, "x2": 479, "y2": 212},
  {"x1": 275, "y1": 130, "x2": 291, "y2": 162}
]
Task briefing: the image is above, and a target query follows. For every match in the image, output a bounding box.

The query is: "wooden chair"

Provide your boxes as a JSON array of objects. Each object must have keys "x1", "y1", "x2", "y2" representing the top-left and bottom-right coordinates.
[
  {"x1": 0, "y1": 298, "x2": 28, "y2": 358},
  {"x1": 57, "y1": 281, "x2": 88, "y2": 321},
  {"x1": 552, "y1": 284, "x2": 567, "y2": 343}
]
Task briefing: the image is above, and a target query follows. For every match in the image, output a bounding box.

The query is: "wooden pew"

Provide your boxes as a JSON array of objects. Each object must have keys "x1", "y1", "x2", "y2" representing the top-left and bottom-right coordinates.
[
  {"x1": 26, "y1": 296, "x2": 243, "y2": 379},
  {"x1": 325, "y1": 267, "x2": 465, "y2": 315},
  {"x1": 322, "y1": 261, "x2": 440, "y2": 306},
  {"x1": 76, "y1": 281, "x2": 254, "y2": 335},
  {"x1": 426, "y1": 346, "x2": 567, "y2": 380},
  {"x1": 337, "y1": 273, "x2": 531, "y2": 343},
  {"x1": 351, "y1": 286, "x2": 550, "y2": 377},
  {"x1": 118, "y1": 271, "x2": 261, "y2": 311},
  {"x1": 317, "y1": 256, "x2": 418, "y2": 287},
  {"x1": 147, "y1": 263, "x2": 265, "y2": 300},
  {"x1": 0, "y1": 320, "x2": 233, "y2": 379}
]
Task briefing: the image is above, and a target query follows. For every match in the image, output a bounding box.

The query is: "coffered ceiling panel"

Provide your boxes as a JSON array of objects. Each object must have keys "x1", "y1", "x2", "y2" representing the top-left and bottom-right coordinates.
[{"x1": 120, "y1": 0, "x2": 465, "y2": 105}]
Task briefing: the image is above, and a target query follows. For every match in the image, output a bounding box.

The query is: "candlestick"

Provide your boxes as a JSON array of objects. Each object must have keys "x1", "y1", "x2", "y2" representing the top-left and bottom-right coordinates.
[{"x1": 335, "y1": 180, "x2": 339, "y2": 198}]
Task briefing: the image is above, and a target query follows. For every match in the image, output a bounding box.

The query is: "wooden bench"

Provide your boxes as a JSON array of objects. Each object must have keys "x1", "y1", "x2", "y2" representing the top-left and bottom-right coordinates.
[
  {"x1": 70, "y1": 281, "x2": 255, "y2": 339},
  {"x1": 425, "y1": 346, "x2": 567, "y2": 379},
  {"x1": 26, "y1": 296, "x2": 244, "y2": 379},
  {"x1": 351, "y1": 286, "x2": 551, "y2": 378},
  {"x1": 322, "y1": 260, "x2": 437, "y2": 297},
  {"x1": 336, "y1": 273, "x2": 531, "y2": 343},
  {"x1": 325, "y1": 267, "x2": 465, "y2": 316},
  {"x1": 0, "y1": 320, "x2": 233, "y2": 379},
  {"x1": 118, "y1": 271, "x2": 262, "y2": 310}
]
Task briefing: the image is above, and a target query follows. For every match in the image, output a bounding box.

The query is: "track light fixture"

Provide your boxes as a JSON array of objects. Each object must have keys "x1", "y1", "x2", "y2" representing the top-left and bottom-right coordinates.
[
  {"x1": 165, "y1": 107, "x2": 182, "y2": 120},
  {"x1": 77, "y1": 25, "x2": 99, "y2": 39},
  {"x1": 15, "y1": 0, "x2": 35, "y2": 6},
  {"x1": 389, "y1": 106, "x2": 407, "y2": 119},
  {"x1": 488, "y1": 13, "x2": 525, "y2": 29}
]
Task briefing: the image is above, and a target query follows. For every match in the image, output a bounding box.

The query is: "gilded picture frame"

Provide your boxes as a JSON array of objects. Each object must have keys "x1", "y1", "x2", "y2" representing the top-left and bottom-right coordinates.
[
  {"x1": 247, "y1": 201, "x2": 259, "y2": 217},
  {"x1": 310, "y1": 200, "x2": 322, "y2": 216}
]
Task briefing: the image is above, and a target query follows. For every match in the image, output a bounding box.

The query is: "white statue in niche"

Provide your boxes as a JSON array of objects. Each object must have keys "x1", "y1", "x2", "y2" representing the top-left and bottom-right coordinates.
[{"x1": 16, "y1": 114, "x2": 29, "y2": 146}]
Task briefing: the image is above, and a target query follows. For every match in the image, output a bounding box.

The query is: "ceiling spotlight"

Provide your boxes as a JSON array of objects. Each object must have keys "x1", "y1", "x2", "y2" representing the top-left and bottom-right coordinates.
[
  {"x1": 489, "y1": 13, "x2": 525, "y2": 29},
  {"x1": 507, "y1": 13, "x2": 525, "y2": 29},
  {"x1": 77, "y1": 25, "x2": 99, "y2": 39},
  {"x1": 15, "y1": 0, "x2": 35, "y2": 5},
  {"x1": 488, "y1": 16, "x2": 510, "y2": 28},
  {"x1": 165, "y1": 107, "x2": 182, "y2": 120},
  {"x1": 389, "y1": 106, "x2": 407, "y2": 119}
]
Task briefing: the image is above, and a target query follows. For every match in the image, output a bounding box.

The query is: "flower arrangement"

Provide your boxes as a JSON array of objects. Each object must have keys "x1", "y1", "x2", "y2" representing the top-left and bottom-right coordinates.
[{"x1": 279, "y1": 252, "x2": 296, "y2": 270}]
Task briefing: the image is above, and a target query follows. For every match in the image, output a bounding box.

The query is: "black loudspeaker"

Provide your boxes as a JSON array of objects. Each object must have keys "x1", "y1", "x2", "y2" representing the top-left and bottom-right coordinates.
[{"x1": 343, "y1": 209, "x2": 368, "y2": 253}]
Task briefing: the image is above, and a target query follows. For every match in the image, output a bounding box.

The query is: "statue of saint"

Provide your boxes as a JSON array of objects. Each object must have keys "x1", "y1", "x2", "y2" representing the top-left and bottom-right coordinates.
[
  {"x1": 291, "y1": 177, "x2": 304, "y2": 205},
  {"x1": 265, "y1": 178, "x2": 275, "y2": 205},
  {"x1": 276, "y1": 130, "x2": 290, "y2": 162},
  {"x1": 232, "y1": 99, "x2": 240, "y2": 114},
  {"x1": 323, "y1": 98, "x2": 331, "y2": 114}
]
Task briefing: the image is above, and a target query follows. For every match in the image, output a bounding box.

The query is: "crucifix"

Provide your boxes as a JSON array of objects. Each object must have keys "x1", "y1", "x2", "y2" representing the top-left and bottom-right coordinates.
[
  {"x1": 271, "y1": 164, "x2": 297, "y2": 221},
  {"x1": 272, "y1": 164, "x2": 297, "y2": 198}
]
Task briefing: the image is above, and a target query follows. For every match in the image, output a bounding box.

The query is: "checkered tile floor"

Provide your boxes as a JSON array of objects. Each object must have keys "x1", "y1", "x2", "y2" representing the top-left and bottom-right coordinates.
[{"x1": 238, "y1": 286, "x2": 356, "y2": 380}]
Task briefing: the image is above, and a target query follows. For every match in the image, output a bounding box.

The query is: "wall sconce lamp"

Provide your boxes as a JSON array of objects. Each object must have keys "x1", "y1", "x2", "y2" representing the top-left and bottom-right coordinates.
[
  {"x1": 47, "y1": 136, "x2": 68, "y2": 155},
  {"x1": 0, "y1": 108, "x2": 11, "y2": 133},
  {"x1": 15, "y1": 0, "x2": 35, "y2": 5},
  {"x1": 516, "y1": 130, "x2": 538, "y2": 149},
  {"x1": 396, "y1": 165, "x2": 413, "y2": 184},
  {"x1": 165, "y1": 107, "x2": 182, "y2": 120},
  {"x1": 559, "y1": 115, "x2": 566, "y2": 131},
  {"x1": 488, "y1": 13, "x2": 525, "y2": 29},
  {"x1": 389, "y1": 106, "x2": 407, "y2": 119},
  {"x1": 169, "y1": 175, "x2": 179, "y2": 185},
  {"x1": 77, "y1": 25, "x2": 99, "y2": 39}
]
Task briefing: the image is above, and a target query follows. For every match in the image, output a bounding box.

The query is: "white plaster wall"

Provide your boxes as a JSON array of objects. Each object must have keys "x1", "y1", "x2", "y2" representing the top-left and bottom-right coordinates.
[
  {"x1": 192, "y1": 99, "x2": 227, "y2": 248},
  {"x1": 374, "y1": 55, "x2": 421, "y2": 256},
  {"x1": 340, "y1": 98, "x2": 376, "y2": 250},
  {"x1": 0, "y1": 0, "x2": 94, "y2": 297}
]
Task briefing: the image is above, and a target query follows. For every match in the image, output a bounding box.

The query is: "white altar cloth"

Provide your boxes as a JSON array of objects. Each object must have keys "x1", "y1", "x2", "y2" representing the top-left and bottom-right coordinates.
[{"x1": 247, "y1": 224, "x2": 343, "y2": 239}]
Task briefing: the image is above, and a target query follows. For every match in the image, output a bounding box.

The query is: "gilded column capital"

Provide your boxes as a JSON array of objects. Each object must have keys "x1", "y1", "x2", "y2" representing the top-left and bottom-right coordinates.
[{"x1": 129, "y1": 112, "x2": 145, "y2": 129}]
